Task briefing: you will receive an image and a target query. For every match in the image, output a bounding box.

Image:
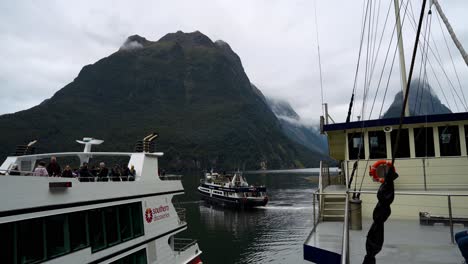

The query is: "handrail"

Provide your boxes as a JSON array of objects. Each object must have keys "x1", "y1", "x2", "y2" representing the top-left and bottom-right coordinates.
[
  {"x1": 173, "y1": 238, "x2": 197, "y2": 252},
  {"x1": 349, "y1": 190, "x2": 468, "y2": 197},
  {"x1": 160, "y1": 174, "x2": 182, "y2": 181},
  {"x1": 349, "y1": 189, "x2": 468, "y2": 244},
  {"x1": 341, "y1": 193, "x2": 350, "y2": 264}
]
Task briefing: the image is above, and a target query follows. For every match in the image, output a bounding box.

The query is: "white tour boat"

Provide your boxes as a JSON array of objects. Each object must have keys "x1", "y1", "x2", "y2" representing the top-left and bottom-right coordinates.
[
  {"x1": 198, "y1": 171, "x2": 268, "y2": 208},
  {"x1": 0, "y1": 136, "x2": 202, "y2": 264}
]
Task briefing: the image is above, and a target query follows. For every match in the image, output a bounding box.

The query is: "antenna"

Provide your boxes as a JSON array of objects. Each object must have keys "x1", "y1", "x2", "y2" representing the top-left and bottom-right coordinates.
[{"x1": 76, "y1": 137, "x2": 104, "y2": 153}]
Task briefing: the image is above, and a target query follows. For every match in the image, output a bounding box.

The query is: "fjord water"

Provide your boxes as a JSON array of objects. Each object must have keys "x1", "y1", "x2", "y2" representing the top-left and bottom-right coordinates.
[{"x1": 177, "y1": 171, "x2": 318, "y2": 264}]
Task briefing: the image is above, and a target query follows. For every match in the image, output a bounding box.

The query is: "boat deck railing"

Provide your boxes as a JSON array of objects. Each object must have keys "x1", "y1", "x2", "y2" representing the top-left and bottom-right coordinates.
[
  {"x1": 308, "y1": 159, "x2": 468, "y2": 263},
  {"x1": 159, "y1": 174, "x2": 182, "y2": 181},
  {"x1": 173, "y1": 238, "x2": 198, "y2": 252},
  {"x1": 175, "y1": 207, "x2": 186, "y2": 225}
]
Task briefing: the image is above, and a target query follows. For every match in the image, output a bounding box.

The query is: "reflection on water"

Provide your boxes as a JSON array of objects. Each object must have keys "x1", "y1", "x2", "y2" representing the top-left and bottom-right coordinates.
[{"x1": 178, "y1": 172, "x2": 318, "y2": 264}]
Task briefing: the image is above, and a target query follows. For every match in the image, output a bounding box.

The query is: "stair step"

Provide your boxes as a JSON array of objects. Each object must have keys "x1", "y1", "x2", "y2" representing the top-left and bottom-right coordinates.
[
  {"x1": 323, "y1": 197, "x2": 346, "y2": 202},
  {"x1": 325, "y1": 201, "x2": 346, "y2": 205},
  {"x1": 323, "y1": 208, "x2": 345, "y2": 211},
  {"x1": 323, "y1": 214, "x2": 345, "y2": 217}
]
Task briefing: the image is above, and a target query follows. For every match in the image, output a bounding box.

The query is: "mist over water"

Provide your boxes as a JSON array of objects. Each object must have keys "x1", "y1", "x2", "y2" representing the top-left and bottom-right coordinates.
[{"x1": 177, "y1": 171, "x2": 318, "y2": 264}]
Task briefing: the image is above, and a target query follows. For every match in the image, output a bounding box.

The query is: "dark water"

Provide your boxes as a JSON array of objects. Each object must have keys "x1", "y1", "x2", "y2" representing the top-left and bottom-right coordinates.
[{"x1": 177, "y1": 171, "x2": 318, "y2": 264}]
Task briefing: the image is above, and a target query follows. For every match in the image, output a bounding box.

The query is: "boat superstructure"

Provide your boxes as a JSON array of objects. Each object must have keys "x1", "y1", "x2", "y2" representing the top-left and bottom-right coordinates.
[
  {"x1": 304, "y1": 0, "x2": 468, "y2": 263},
  {"x1": 198, "y1": 171, "x2": 268, "y2": 208},
  {"x1": 0, "y1": 137, "x2": 202, "y2": 264}
]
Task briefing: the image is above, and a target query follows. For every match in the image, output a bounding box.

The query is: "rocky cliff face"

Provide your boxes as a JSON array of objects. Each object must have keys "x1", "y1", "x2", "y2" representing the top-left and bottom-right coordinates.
[
  {"x1": 0, "y1": 31, "x2": 324, "y2": 170},
  {"x1": 265, "y1": 97, "x2": 328, "y2": 154},
  {"x1": 383, "y1": 79, "x2": 452, "y2": 118}
]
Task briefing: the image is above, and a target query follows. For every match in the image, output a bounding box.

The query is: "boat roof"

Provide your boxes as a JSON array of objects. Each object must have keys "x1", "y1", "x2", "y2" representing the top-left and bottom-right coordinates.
[
  {"x1": 8, "y1": 152, "x2": 164, "y2": 160},
  {"x1": 324, "y1": 112, "x2": 468, "y2": 132}
]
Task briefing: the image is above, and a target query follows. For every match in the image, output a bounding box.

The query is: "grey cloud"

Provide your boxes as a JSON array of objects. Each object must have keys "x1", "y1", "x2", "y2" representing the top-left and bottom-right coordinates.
[{"x1": 0, "y1": 0, "x2": 466, "y2": 123}]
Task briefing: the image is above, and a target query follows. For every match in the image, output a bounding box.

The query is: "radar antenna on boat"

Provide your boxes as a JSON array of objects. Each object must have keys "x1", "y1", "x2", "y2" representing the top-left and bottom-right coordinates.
[{"x1": 76, "y1": 137, "x2": 104, "y2": 153}]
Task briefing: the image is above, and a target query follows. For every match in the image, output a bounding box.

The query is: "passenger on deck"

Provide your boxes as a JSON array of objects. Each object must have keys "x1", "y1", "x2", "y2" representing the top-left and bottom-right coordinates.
[
  {"x1": 33, "y1": 161, "x2": 49, "y2": 177},
  {"x1": 62, "y1": 165, "x2": 73, "y2": 178},
  {"x1": 79, "y1": 162, "x2": 93, "y2": 182},
  {"x1": 110, "y1": 164, "x2": 122, "y2": 181},
  {"x1": 97, "y1": 162, "x2": 109, "y2": 182},
  {"x1": 129, "y1": 165, "x2": 136, "y2": 181},
  {"x1": 121, "y1": 164, "x2": 130, "y2": 181},
  {"x1": 456, "y1": 230, "x2": 468, "y2": 262},
  {"x1": 46, "y1": 156, "x2": 61, "y2": 177},
  {"x1": 9, "y1": 164, "x2": 20, "y2": 175}
]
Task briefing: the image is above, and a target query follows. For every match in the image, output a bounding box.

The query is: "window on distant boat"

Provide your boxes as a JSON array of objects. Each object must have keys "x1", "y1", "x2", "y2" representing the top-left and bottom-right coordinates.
[
  {"x1": 348, "y1": 132, "x2": 365, "y2": 160},
  {"x1": 439, "y1": 125, "x2": 460, "y2": 156},
  {"x1": 368, "y1": 131, "x2": 387, "y2": 159},
  {"x1": 414, "y1": 127, "x2": 435, "y2": 157},
  {"x1": 390, "y1": 129, "x2": 410, "y2": 158}
]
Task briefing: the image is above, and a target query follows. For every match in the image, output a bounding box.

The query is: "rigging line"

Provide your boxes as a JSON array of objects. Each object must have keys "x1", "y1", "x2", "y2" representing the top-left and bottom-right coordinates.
[
  {"x1": 369, "y1": 0, "x2": 380, "y2": 78},
  {"x1": 427, "y1": 57, "x2": 452, "y2": 110},
  {"x1": 359, "y1": 25, "x2": 401, "y2": 195},
  {"x1": 352, "y1": 0, "x2": 373, "y2": 191},
  {"x1": 391, "y1": 0, "x2": 427, "y2": 166},
  {"x1": 406, "y1": 1, "x2": 465, "y2": 111},
  {"x1": 415, "y1": 8, "x2": 431, "y2": 115},
  {"x1": 367, "y1": 0, "x2": 393, "y2": 95},
  {"x1": 347, "y1": 0, "x2": 371, "y2": 123},
  {"x1": 359, "y1": 0, "x2": 373, "y2": 125},
  {"x1": 420, "y1": 11, "x2": 433, "y2": 115},
  {"x1": 313, "y1": 0, "x2": 325, "y2": 117},
  {"x1": 356, "y1": 0, "x2": 410, "y2": 196},
  {"x1": 368, "y1": 0, "x2": 408, "y2": 120},
  {"x1": 356, "y1": 0, "x2": 409, "y2": 196},
  {"x1": 435, "y1": 12, "x2": 468, "y2": 110},
  {"x1": 378, "y1": 41, "x2": 399, "y2": 118}
]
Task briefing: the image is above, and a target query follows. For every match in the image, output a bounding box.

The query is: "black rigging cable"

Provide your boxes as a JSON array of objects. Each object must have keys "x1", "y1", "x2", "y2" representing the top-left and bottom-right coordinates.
[
  {"x1": 347, "y1": 0, "x2": 371, "y2": 123},
  {"x1": 391, "y1": 0, "x2": 427, "y2": 166},
  {"x1": 435, "y1": 12, "x2": 468, "y2": 110},
  {"x1": 407, "y1": 0, "x2": 466, "y2": 111}
]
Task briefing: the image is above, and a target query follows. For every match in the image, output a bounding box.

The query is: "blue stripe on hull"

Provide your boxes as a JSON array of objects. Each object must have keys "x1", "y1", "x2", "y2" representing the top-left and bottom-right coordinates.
[{"x1": 303, "y1": 244, "x2": 341, "y2": 264}]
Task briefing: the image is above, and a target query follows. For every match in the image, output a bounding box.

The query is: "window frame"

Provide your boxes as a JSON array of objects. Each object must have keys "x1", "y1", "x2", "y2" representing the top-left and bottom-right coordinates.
[{"x1": 438, "y1": 125, "x2": 461, "y2": 156}]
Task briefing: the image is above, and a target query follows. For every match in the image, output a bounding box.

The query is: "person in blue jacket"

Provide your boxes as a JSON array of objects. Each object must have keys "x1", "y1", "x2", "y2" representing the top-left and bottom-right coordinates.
[{"x1": 456, "y1": 230, "x2": 468, "y2": 262}]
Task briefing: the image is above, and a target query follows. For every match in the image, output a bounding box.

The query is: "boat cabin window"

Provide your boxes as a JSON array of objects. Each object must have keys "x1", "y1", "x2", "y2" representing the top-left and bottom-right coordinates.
[
  {"x1": 414, "y1": 127, "x2": 435, "y2": 157},
  {"x1": 0, "y1": 222, "x2": 14, "y2": 263},
  {"x1": 69, "y1": 211, "x2": 89, "y2": 251},
  {"x1": 465, "y1": 125, "x2": 468, "y2": 155},
  {"x1": 18, "y1": 218, "x2": 45, "y2": 263},
  {"x1": 438, "y1": 125, "x2": 461, "y2": 156},
  {"x1": 0, "y1": 202, "x2": 144, "y2": 263},
  {"x1": 368, "y1": 131, "x2": 387, "y2": 159},
  {"x1": 391, "y1": 129, "x2": 410, "y2": 158},
  {"x1": 348, "y1": 132, "x2": 365, "y2": 159},
  {"x1": 46, "y1": 214, "x2": 70, "y2": 258}
]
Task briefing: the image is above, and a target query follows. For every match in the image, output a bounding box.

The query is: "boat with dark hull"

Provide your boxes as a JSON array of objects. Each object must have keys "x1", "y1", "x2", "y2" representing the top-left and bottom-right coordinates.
[{"x1": 198, "y1": 171, "x2": 268, "y2": 208}]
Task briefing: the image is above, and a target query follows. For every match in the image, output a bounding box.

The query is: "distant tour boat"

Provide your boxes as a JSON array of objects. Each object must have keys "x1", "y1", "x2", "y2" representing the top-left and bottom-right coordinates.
[{"x1": 198, "y1": 170, "x2": 268, "y2": 208}]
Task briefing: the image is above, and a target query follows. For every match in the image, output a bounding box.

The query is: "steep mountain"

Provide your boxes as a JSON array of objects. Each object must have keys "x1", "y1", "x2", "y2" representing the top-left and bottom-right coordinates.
[
  {"x1": 265, "y1": 97, "x2": 328, "y2": 154},
  {"x1": 383, "y1": 79, "x2": 452, "y2": 118},
  {"x1": 0, "y1": 31, "x2": 323, "y2": 170}
]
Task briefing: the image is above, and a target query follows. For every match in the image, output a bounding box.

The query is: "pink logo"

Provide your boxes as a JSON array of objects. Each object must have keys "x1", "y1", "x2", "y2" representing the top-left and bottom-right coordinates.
[{"x1": 145, "y1": 208, "x2": 153, "y2": 223}]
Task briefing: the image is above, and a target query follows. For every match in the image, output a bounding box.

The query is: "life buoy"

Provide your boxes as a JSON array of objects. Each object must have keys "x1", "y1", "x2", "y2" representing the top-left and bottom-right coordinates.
[{"x1": 369, "y1": 160, "x2": 393, "y2": 183}]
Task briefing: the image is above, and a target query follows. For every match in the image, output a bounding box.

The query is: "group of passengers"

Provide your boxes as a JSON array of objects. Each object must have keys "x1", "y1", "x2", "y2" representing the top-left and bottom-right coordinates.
[{"x1": 29, "y1": 156, "x2": 135, "y2": 181}]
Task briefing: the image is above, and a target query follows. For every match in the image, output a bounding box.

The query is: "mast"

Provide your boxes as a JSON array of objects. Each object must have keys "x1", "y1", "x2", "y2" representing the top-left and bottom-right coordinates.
[
  {"x1": 393, "y1": 0, "x2": 410, "y2": 117},
  {"x1": 433, "y1": 0, "x2": 468, "y2": 67}
]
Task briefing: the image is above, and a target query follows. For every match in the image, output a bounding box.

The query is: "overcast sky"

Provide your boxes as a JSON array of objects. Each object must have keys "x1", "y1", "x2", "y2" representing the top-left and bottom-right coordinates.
[{"x1": 1, "y1": 0, "x2": 467, "y2": 124}]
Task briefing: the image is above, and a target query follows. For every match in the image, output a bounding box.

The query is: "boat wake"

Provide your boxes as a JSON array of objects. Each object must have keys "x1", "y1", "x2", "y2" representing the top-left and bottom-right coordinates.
[{"x1": 254, "y1": 205, "x2": 314, "y2": 210}]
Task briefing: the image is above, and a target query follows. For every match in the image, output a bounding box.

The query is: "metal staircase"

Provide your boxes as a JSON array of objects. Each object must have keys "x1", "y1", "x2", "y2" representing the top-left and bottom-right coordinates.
[{"x1": 322, "y1": 195, "x2": 346, "y2": 221}]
